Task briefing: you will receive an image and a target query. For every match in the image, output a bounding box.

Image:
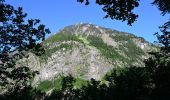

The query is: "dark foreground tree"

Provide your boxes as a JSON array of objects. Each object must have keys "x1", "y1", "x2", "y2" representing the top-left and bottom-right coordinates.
[
  {"x1": 152, "y1": 0, "x2": 170, "y2": 15},
  {"x1": 2, "y1": 86, "x2": 45, "y2": 100},
  {"x1": 78, "y1": 0, "x2": 170, "y2": 26},
  {"x1": 0, "y1": 0, "x2": 50, "y2": 92},
  {"x1": 144, "y1": 23, "x2": 170, "y2": 100},
  {"x1": 77, "y1": 0, "x2": 140, "y2": 25}
]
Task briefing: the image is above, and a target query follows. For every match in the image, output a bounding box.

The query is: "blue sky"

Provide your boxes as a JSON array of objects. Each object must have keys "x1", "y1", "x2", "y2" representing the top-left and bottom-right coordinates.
[{"x1": 5, "y1": 0, "x2": 170, "y2": 43}]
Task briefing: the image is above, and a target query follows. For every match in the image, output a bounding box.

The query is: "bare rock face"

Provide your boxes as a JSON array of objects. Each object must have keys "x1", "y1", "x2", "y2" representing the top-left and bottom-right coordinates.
[{"x1": 18, "y1": 23, "x2": 157, "y2": 82}]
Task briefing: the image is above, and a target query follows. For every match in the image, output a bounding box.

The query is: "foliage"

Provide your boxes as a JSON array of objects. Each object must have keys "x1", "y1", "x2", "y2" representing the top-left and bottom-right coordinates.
[
  {"x1": 155, "y1": 22, "x2": 170, "y2": 53},
  {"x1": 104, "y1": 67, "x2": 152, "y2": 100},
  {"x1": 110, "y1": 34, "x2": 145, "y2": 59},
  {"x1": 152, "y1": 0, "x2": 170, "y2": 15},
  {"x1": 144, "y1": 23, "x2": 170, "y2": 99},
  {"x1": 38, "y1": 67, "x2": 151, "y2": 100},
  {"x1": 40, "y1": 43, "x2": 74, "y2": 62},
  {"x1": 37, "y1": 75, "x2": 88, "y2": 92},
  {"x1": 109, "y1": 34, "x2": 135, "y2": 42},
  {"x1": 87, "y1": 35, "x2": 121, "y2": 60},
  {"x1": 2, "y1": 85, "x2": 45, "y2": 100},
  {"x1": 0, "y1": 0, "x2": 50, "y2": 91},
  {"x1": 77, "y1": 0, "x2": 140, "y2": 25},
  {"x1": 39, "y1": 33, "x2": 85, "y2": 62},
  {"x1": 37, "y1": 77, "x2": 63, "y2": 92},
  {"x1": 44, "y1": 33, "x2": 84, "y2": 44},
  {"x1": 88, "y1": 35, "x2": 144, "y2": 66}
]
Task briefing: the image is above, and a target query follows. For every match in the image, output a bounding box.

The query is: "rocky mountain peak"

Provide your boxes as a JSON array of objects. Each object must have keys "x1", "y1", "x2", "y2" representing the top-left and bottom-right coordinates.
[
  {"x1": 17, "y1": 23, "x2": 158, "y2": 83},
  {"x1": 59, "y1": 23, "x2": 117, "y2": 36},
  {"x1": 58, "y1": 23, "x2": 142, "y2": 40}
]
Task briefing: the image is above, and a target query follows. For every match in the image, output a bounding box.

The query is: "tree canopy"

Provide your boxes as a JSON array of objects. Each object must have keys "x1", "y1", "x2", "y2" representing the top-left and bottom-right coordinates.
[
  {"x1": 0, "y1": 0, "x2": 50, "y2": 90},
  {"x1": 77, "y1": 0, "x2": 140, "y2": 25},
  {"x1": 77, "y1": 0, "x2": 170, "y2": 26},
  {"x1": 152, "y1": 0, "x2": 170, "y2": 15}
]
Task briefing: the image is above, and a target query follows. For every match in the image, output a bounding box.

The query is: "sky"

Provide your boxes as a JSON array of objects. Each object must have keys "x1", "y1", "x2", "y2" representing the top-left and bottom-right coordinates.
[{"x1": 5, "y1": 0, "x2": 170, "y2": 43}]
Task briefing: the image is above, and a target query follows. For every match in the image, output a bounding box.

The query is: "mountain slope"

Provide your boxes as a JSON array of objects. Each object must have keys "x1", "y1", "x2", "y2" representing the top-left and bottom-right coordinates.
[{"x1": 18, "y1": 23, "x2": 157, "y2": 82}]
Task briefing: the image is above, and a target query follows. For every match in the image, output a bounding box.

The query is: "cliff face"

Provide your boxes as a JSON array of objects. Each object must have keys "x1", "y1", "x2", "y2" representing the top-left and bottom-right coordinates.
[{"x1": 17, "y1": 23, "x2": 157, "y2": 82}]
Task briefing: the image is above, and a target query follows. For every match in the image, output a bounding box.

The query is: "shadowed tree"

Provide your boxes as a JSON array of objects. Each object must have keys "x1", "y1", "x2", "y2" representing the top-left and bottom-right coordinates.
[
  {"x1": 144, "y1": 23, "x2": 170, "y2": 100},
  {"x1": 2, "y1": 86, "x2": 45, "y2": 100},
  {"x1": 0, "y1": 0, "x2": 50, "y2": 92},
  {"x1": 152, "y1": 0, "x2": 170, "y2": 15},
  {"x1": 77, "y1": 0, "x2": 140, "y2": 25},
  {"x1": 44, "y1": 75, "x2": 81, "y2": 100},
  {"x1": 104, "y1": 67, "x2": 152, "y2": 100},
  {"x1": 77, "y1": 0, "x2": 170, "y2": 25}
]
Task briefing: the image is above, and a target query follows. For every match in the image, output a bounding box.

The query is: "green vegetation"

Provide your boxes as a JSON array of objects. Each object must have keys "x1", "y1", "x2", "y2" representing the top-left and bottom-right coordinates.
[
  {"x1": 43, "y1": 33, "x2": 84, "y2": 44},
  {"x1": 39, "y1": 43, "x2": 74, "y2": 62},
  {"x1": 78, "y1": 35, "x2": 90, "y2": 45},
  {"x1": 110, "y1": 34, "x2": 145, "y2": 65},
  {"x1": 110, "y1": 33, "x2": 146, "y2": 43},
  {"x1": 87, "y1": 35, "x2": 121, "y2": 60},
  {"x1": 73, "y1": 78, "x2": 88, "y2": 88},
  {"x1": 37, "y1": 76, "x2": 73, "y2": 92},
  {"x1": 39, "y1": 33, "x2": 86, "y2": 62},
  {"x1": 120, "y1": 40, "x2": 145, "y2": 64},
  {"x1": 76, "y1": 65, "x2": 89, "y2": 77},
  {"x1": 109, "y1": 34, "x2": 135, "y2": 42},
  {"x1": 37, "y1": 76, "x2": 88, "y2": 92},
  {"x1": 87, "y1": 35, "x2": 144, "y2": 66},
  {"x1": 37, "y1": 78, "x2": 62, "y2": 92}
]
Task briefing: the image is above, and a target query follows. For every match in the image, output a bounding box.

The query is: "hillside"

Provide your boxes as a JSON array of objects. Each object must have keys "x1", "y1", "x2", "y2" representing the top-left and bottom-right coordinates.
[{"x1": 17, "y1": 23, "x2": 157, "y2": 83}]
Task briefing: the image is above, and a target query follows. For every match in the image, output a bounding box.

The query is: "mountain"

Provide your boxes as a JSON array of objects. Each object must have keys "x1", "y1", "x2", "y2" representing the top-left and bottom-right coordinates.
[{"x1": 17, "y1": 23, "x2": 157, "y2": 82}]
